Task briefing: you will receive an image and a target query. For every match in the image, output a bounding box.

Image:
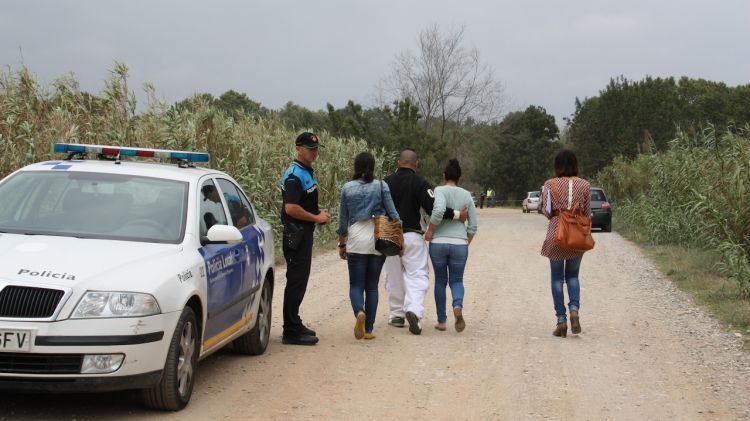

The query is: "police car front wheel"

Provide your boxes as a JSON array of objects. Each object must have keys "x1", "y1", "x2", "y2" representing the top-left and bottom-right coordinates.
[{"x1": 142, "y1": 307, "x2": 198, "y2": 410}]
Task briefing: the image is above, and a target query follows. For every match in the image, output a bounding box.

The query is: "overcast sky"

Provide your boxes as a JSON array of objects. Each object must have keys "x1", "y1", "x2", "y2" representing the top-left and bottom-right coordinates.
[{"x1": 2, "y1": 1, "x2": 748, "y2": 126}]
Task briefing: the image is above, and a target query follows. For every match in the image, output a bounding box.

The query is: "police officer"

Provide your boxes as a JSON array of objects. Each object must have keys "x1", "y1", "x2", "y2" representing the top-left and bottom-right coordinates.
[{"x1": 280, "y1": 132, "x2": 329, "y2": 345}]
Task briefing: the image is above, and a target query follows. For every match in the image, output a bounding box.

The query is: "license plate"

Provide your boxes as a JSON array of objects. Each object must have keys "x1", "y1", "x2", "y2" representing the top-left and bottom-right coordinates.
[{"x1": 0, "y1": 329, "x2": 32, "y2": 352}]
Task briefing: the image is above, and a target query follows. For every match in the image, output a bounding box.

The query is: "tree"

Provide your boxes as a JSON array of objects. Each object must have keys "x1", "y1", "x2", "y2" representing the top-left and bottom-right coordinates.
[
  {"x1": 382, "y1": 24, "x2": 505, "y2": 142},
  {"x1": 473, "y1": 106, "x2": 560, "y2": 200},
  {"x1": 382, "y1": 98, "x2": 429, "y2": 152},
  {"x1": 324, "y1": 98, "x2": 431, "y2": 162},
  {"x1": 275, "y1": 101, "x2": 327, "y2": 132},
  {"x1": 326, "y1": 100, "x2": 370, "y2": 141},
  {"x1": 216, "y1": 90, "x2": 268, "y2": 119},
  {"x1": 173, "y1": 93, "x2": 217, "y2": 113},
  {"x1": 567, "y1": 76, "x2": 750, "y2": 176}
]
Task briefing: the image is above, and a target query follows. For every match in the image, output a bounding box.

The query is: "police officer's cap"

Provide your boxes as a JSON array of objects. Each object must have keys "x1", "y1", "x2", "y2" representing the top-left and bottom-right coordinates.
[{"x1": 295, "y1": 132, "x2": 321, "y2": 149}]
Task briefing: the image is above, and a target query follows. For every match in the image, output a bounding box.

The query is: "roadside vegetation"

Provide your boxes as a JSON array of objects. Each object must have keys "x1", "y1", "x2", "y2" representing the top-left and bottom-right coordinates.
[
  {"x1": 0, "y1": 64, "x2": 393, "y2": 254},
  {"x1": 597, "y1": 127, "x2": 750, "y2": 348}
]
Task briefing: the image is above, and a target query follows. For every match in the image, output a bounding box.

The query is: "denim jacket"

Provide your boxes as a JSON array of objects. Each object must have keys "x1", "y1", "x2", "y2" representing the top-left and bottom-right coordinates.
[{"x1": 336, "y1": 179, "x2": 400, "y2": 237}]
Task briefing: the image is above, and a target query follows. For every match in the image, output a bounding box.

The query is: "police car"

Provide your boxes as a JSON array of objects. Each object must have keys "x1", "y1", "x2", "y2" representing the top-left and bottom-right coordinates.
[{"x1": 0, "y1": 144, "x2": 274, "y2": 410}]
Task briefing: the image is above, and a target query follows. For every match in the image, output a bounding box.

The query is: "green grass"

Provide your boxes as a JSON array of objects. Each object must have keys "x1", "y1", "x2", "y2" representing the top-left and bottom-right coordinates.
[{"x1": 615, "y1": 215, "x2": 750, "y2": 350}]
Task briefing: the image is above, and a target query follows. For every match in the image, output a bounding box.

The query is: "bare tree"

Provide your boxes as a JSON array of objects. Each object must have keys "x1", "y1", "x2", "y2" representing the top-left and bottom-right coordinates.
[{"x1": 382, "y1": 24, "x2": 505, "y2": 141}]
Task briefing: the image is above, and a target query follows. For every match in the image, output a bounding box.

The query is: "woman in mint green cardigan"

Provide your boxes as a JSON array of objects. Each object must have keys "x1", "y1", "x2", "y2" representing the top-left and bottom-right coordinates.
[{"x1": 424, "y1": 159, "x2": 478, "y2": 332}]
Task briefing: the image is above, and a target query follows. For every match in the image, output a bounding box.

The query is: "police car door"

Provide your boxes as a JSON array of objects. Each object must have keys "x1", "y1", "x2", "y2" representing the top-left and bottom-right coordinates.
[
  {"x1": 215, "y1": 178, "x2": 263, "y2": 314},
  {"x1": 198, "y1": 178, "x2": 247, "y2": 346}
]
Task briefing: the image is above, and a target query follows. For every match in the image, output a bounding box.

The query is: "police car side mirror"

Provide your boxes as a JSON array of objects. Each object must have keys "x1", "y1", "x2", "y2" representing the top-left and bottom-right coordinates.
[{"x1": 203, "y1": 224, "x2": 243, "y2": 245}]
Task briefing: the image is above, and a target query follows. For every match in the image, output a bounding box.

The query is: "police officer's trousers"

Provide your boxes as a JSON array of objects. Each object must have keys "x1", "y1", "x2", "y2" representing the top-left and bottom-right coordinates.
[{"x1": 282, "y1": 226, "x2": 314, "y2": 336}]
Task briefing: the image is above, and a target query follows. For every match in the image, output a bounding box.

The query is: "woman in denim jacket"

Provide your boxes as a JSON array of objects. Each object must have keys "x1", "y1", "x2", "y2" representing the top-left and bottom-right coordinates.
[{"x1": 337, "y1": 152, "x2": 400, "y2": 340}]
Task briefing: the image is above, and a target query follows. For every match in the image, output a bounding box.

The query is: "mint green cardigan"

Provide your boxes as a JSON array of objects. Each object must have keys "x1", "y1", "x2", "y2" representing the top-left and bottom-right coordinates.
[{"x1": 429, "y1": 185, "x2": 478, "y2": 239}]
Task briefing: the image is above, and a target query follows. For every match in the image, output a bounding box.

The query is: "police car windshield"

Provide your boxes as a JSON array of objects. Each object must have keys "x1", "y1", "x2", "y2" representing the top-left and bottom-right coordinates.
[{"x1": 0, "y1": 171, "x2": 187, "y2": 243}]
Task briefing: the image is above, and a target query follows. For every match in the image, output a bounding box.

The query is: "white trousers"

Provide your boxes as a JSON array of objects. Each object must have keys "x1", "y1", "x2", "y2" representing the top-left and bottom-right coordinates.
[{"x1": 384, "y1": 232, "x2": 430, "y2": 319}]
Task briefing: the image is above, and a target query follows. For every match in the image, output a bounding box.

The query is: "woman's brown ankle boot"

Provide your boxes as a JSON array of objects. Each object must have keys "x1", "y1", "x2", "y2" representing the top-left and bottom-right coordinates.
[
  {"x1": 553, "y1": 322, "x2": 567, "y2": 338},
  {"x1": 570, "y1": 311, "x2": 581, "y2": 334}
]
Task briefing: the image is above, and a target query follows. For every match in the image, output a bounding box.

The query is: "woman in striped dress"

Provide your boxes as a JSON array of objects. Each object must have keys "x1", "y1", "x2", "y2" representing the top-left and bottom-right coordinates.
[{"x1": 540, "y1": 150, "x2": 591, "y2": 338}]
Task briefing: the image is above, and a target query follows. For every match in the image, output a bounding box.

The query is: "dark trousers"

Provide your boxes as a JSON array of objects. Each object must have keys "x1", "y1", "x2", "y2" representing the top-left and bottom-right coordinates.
[{"x1": 282, "y1": 225, "x2": 314, "y2": 336}]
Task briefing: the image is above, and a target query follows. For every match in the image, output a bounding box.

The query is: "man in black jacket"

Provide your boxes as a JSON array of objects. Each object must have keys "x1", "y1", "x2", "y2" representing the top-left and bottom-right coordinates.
[{"x1": 383, "y1": 149, "x2": 464, "y2": 335}]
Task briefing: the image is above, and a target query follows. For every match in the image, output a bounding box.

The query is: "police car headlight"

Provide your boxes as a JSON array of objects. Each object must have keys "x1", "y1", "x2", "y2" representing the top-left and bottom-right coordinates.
[{"x1": 72, "y1": 292, "x2": 161, "y2": 318}]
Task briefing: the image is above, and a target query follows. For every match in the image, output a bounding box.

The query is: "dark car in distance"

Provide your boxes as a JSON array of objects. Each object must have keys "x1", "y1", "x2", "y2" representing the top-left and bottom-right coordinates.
[{"x1": 590, "y1": 187, "x2": 612, "y2": 232}]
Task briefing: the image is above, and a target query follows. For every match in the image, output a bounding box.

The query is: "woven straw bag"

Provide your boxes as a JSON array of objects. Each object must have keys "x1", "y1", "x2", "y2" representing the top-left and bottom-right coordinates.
[{"x1": 374, "y1": 180, "x2": 403, "y2": 256}]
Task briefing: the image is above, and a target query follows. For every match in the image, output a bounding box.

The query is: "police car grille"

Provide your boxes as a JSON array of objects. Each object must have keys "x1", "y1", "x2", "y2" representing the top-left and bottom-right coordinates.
[
  {"x1": 0, "y1": 286, "x2": 65, "y2": 318},
  {"x1": 0, "y1": 353, "x2": 83, "y2": 374}
]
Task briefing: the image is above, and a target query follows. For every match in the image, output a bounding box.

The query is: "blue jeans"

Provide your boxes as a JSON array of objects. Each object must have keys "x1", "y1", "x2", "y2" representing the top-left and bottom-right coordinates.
[
  {"x1": 549, "y1": 256, "x2": 582, "y2": 323},
  {"x1": 347, "y1": 253, "x2": 386, "y2": 332},
  {"x1": 429, "y1": 242, "x2": 468, "y2": 324}
]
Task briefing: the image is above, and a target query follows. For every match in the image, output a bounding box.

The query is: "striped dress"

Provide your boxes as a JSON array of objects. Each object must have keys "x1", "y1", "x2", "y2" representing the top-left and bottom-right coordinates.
[{"x1": 540, "y1": 176, "x2": 592, "y2": 260}]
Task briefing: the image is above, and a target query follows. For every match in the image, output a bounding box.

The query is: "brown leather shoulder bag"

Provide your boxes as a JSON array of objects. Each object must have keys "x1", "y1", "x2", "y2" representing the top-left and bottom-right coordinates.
[{"x1": 551, "y1": 178, "x2": 595, "y2": 252}]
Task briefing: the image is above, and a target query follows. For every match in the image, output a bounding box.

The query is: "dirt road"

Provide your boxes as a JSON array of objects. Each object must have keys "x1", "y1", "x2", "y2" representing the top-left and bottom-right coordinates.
[{"x1": 3, "y1": 208, "x2": 749, "y2": 420}]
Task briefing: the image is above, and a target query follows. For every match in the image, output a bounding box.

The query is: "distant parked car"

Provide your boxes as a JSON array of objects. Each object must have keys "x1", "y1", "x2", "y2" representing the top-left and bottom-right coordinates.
[
  {"x1": 522, "y1": 191, "x2": 540, "y2": 213},
  {"x1": 590, "y1": 187, "x2": 612, "y2": 232}
]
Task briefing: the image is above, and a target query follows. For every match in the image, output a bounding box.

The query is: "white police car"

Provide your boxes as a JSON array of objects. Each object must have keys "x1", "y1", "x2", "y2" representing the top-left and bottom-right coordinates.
[{"x1": 0, "y1": 144, "x2": 274, "y2": 410}]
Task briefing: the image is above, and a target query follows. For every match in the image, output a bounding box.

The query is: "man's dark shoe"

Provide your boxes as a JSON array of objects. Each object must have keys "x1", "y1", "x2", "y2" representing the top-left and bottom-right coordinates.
[
  {"x1": 300, "y1": 326, "x2": 317, "y2": 337},
  {"x1": 282, "y1": 334, "x2": 319, "y2": 346},
  {"x1": 405, "y1": 311, "x2": 422, "y2": 335},
  {"x1": 388, "y1": 317, "x2": 406, "y2": 328}
]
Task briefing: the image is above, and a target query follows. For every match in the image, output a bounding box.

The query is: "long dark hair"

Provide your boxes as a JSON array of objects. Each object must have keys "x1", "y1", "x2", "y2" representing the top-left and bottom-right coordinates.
[
  {"x1": 553, "y1": 149, "x2": 579, "y2": 177},
  {"x1": 443, "y1": 158, "x2": 462, "y2": 182},
  {"x1": 352, "y1": 152, "x2": 375, "y2": 182}
]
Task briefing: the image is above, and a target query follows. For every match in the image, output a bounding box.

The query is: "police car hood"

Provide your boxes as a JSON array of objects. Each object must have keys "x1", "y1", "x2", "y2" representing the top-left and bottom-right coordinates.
[{"x1": 0, "y1": 234, "x2": 180, "y2": 288}]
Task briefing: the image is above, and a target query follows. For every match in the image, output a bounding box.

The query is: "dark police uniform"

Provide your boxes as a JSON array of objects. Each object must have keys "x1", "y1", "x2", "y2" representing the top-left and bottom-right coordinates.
[{"x1": 280, "y1": 159, "x2": 320, "y2": 338}]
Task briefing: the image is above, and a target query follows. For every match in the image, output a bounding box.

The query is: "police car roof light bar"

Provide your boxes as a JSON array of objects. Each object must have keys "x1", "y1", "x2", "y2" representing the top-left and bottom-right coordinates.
[{"x1": 54, "y1": 143, "x2": 210, "y2": 164}]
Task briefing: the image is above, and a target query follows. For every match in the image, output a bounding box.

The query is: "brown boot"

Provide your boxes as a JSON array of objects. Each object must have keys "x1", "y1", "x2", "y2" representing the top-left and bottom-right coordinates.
[
  {"x1": 570, "y1": 311, "x2": 581, "y2": 334},
  {"x1": 553, "y1": 322, "x2": 567, "y2": 338}
]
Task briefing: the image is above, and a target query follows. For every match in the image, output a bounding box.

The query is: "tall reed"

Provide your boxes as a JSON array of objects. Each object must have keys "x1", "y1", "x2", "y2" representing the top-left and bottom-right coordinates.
[
  {"x1": 0, "y1": 64, "x2": 394, "y2": 256},
  {"x1": 597, "y1": 125, "x2": 750, "y2": 296}
]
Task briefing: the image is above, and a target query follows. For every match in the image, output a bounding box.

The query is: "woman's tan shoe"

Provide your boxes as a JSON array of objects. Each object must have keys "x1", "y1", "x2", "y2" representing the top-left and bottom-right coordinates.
[
  {"x1": 553, "y1": 322, "x2": 568, "y2": 338},
  {"x1": 434, "y1": 323, "x2": 447, "y2": 331},
  {"x1": 570, "y1": 311, "x2": 581, "y2": 334},
  {"x1": 354, "y1": 311, "x2": 366, "y2": 340}
]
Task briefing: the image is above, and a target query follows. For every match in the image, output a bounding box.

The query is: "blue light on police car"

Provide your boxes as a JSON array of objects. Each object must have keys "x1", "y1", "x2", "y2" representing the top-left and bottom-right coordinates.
[{"x1": 54, "y1": 143, "x2": 86, "y2": 153}]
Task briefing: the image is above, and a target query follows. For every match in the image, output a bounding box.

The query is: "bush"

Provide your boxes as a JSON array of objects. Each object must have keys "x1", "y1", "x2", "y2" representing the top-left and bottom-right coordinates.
[{"x1": 596, "y1": 125, "x2": 750, "y2": 296}]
